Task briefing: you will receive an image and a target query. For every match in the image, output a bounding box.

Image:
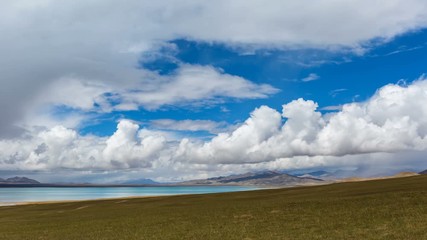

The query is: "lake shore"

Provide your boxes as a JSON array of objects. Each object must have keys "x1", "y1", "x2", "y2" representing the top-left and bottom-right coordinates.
[
  {"x1": 0, "y1": 195, "x2": 159, "y2": 207},
  {"x1": 1, "y1": 175, "x2": 426, "y2": 239},
  {"x1": 0, "y1": 185, "x2": 262, "y2": 207}
]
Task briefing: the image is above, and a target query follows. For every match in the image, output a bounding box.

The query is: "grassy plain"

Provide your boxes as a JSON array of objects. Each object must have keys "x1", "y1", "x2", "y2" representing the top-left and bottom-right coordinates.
[{"x1": 1, "y1": 175, "x2": 427, "y2": 240}]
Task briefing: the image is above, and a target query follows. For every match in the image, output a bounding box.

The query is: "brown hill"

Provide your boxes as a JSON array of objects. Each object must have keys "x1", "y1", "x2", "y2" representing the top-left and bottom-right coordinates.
[
  {"x1": 178, "y1": 171, "x2": 323, "y2": 187},
  {"x1": 339, "y1": 172, "x2": 419, "y2": 183},
  {"x1": 0, "y1": 176, "x2": 40, "y2": 184}
]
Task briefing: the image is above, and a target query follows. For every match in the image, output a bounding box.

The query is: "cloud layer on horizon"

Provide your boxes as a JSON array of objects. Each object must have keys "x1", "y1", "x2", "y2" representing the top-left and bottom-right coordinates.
[{"x1": 1, "y1": 78, "x2": 427, "y2": 180}]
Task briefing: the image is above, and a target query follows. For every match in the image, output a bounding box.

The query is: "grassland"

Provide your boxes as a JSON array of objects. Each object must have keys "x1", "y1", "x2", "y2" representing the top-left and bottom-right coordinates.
[{"x1": 1, "y1": 175, "x2": 427, "y2": 240}]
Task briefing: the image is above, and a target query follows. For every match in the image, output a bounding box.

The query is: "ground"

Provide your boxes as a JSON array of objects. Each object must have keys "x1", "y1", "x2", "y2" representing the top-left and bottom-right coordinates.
[{"x1": 1, "y1": 175, "x2": 427, "y2": 239}]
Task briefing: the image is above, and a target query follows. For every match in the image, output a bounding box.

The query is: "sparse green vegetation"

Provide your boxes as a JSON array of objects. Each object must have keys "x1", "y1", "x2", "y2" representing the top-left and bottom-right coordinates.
[{"x1": 1, "y1": 175, "x2": 427, "y2": 240}]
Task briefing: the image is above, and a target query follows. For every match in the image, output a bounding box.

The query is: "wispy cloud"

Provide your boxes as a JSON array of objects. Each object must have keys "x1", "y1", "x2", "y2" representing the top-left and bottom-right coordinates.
[
  {"x1": 220, "y1": 106, "x2": 230, "y2": 113},
  {"x1": 301, "y1": 73, "x2": 320, "y2": 82},
  {"x1": 319, "y1": 105, "x2": 343, "y2": 111},
  {"x1": 329, "y1": 88, "x2": 348, "y2": 97},
  {"x1": 150, "y1": 119, "x2": 229, "y2": 134},
  {"x1": 383, "y1": 46, "x2": 424, "y2": 56},
  {"x1": 370, "y1": 45, "x2": 425, "y2": 58}
]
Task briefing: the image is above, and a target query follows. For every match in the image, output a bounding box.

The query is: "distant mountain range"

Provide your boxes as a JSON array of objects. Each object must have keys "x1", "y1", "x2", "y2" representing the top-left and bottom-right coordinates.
[
  {"x1": 177, "y1": 171, "x2": 323, "y2": 187},
  {"x1": 120, "y1": 178, "x2": 159, "y2": 185},
  {"x1": 296, "y1": 170, "x2": 334, "y2": 179},
  {"x1": 294, "y1": 169, "x2": 420, "y2": 180},
  {"x1": 3, "y1": 169, "x2": 424, "y2": 187},
  {"x1": 0, "y1": 177, "x2": 40, "y2": 184}
]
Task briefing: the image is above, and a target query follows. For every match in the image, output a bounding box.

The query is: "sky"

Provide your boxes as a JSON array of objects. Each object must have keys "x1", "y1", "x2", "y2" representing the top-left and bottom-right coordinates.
[{"x1": 1, "y1": 0, "x2": 427, "y2": 183}]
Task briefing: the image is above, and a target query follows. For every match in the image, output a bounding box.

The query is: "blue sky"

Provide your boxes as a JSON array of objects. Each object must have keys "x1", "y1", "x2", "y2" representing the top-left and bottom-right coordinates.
[
  {"x1": 81, "y1": 30, "x2": 427, "y2": 138},
  {"x1": 2, "y1": 1, "x2": 427, "y2": 183}
]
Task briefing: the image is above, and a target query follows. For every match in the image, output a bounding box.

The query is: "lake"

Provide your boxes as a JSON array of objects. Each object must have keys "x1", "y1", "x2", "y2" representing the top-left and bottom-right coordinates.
[{"x1": 0, "y1": 186, "x2": 258, "y2": 205}]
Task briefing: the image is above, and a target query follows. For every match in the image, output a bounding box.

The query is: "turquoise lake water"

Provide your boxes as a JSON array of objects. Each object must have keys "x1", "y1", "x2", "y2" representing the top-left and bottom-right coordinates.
[{"x1": 0, "y1": 186, "x2": 257, "y2": 205}]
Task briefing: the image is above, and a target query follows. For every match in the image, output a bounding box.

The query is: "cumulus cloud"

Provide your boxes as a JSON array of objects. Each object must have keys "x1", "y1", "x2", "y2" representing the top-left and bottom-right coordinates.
[
  {"x1": 0, "y1": 120, "x2": 168, "y2": 171},
  {"x1": 177, "y1": 78, "x2": 427, "y2": 164},
  {"x1": 175, "y1": 106, "x2": 282, "y2": 163},
  {"x1": 103, "y1": 120, "x2": 166, "y2": 168},
  {"x1": 2, "y1": 0, "x2": 427, "y2": 136},
  {"x1": 1, "y1": 78, "x2": 427, "y2": 176}
]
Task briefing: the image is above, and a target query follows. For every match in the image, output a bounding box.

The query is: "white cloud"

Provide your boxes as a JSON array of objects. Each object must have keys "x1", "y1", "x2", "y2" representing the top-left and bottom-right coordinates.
[
  {"x1": 175, "y1": 106, "x2": 282, "y2": 164},
  {"x1": 301, "y1": 73, "x2": 320, "y2": 82},
  {"x1": 16, "y1": 64, "x2": 278, "y2": 132},
  {"x1": 329, "y1": 88, "x2": 348, "y2": 97},
  {"x1": 2, "y1": 1, "x2": 427, "y2": 179},
  {"x1": 177, "y1": 78, "x2": 427, "y2": 164},
  {"x1": 319, "y1": 105, "x2": 343, "y2": 111},
  {"x1": 43, "y1": 65, "x2": 277, "y2": 112},
  {"x1": 2, "y1": 1, "x2": 427, "y2": 49},
  {"x1": 0, "y1": 119, "x2": 169, "y2": 171},
  {"x1": 118, "y1": 64, "x2": 279, "y2": 110},
  {"x1": 2, "y1": 0, "x2": 427, "y2": 136},
  {"x1": 39, "y1": 78, "x2": 112, "y2": 111},
  {"x1": 1, "y1": 78, "x2": 427, "y2": 178},
  {"x1": 103, "y1": 120, "x2": 166, "y2": 168}
]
